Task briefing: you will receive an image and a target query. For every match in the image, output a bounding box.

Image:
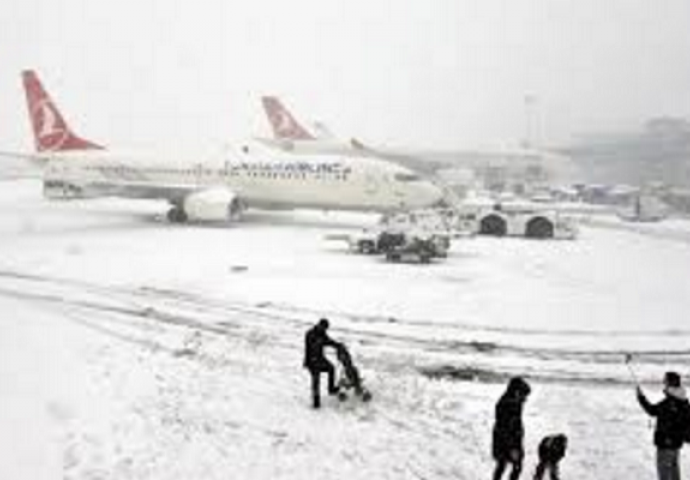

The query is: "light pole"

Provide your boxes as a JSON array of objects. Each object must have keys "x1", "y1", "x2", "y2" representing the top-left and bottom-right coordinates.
[{"x1": 522, "y1": 94, "x2": 538, "y2": 150}]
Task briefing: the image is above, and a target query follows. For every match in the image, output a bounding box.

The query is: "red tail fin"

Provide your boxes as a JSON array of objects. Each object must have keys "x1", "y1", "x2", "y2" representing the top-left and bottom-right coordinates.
[
  {"x1": 22, "y1": 70, "x2": 103, "y2": 152},
  {"x1": 261, "y1": 96, "x2": 315, "y2": 141}
]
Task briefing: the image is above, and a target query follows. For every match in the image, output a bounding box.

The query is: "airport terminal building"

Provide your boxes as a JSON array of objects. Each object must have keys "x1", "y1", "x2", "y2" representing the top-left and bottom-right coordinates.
[{"x1": 565, "y1": 117, "x2": 690, "y2": 189}]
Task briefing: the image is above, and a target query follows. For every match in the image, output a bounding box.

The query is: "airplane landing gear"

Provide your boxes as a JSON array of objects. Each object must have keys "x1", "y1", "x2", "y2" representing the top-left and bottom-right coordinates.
[{"x1": 167, "y1": 207, "x2": 188, "y2": 223}]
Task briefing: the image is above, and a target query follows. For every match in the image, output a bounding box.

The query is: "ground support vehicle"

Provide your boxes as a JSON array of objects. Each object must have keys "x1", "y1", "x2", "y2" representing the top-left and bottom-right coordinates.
[{"x1": 456, "y1": 201, "x2": 578, "y2": 239}]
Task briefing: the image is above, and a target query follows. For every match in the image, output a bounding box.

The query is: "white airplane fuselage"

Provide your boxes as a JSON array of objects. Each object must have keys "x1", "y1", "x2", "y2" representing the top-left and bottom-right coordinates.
[{"x1": 41, "y1": 147, "x2": 444, "y2": 221}]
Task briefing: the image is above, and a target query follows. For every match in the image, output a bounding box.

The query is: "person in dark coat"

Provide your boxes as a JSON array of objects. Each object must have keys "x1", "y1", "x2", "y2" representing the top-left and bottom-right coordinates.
[
  {"x1": 533, "y1": 434, "x2": 568, "y2": 480},
  {"x1": 303, "y1": 318, "x2": 340, "y2": 408},
  {"x1": 637, "y1": 371, "x2": 689, "y2": 480},
  {"x1": 492, "y1": 376, "x2": 532, "y2": 480}
]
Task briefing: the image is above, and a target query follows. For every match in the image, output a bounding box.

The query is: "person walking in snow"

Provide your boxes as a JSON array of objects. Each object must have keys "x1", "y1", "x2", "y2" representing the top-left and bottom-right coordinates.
[
  {"x1": 637, "y1": 371, "x2": 689, "y2": 480},
  {"x1": 303, "y1": 318, "x2": 341, "y2": 409},
  {"x1": 533, "y1": 434, "x2": 567, "y2": 480},
  {"x1": 492, "y1": 376, "x2": 532, "y2": 480}
]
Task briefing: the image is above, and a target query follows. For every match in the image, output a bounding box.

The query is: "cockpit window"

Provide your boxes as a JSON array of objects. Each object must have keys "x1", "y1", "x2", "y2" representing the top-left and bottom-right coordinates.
[{"x1": 394, "y1": 173, "x2": 421, "y2": 182}]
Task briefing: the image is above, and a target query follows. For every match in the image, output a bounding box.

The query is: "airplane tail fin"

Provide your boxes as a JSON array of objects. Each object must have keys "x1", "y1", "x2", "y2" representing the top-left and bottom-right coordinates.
[
  {"x1": 22, "y1": 70, "x2": 103, "y2": 152},
  {"x1": 261, "y1": 96, "x2": 315, "y2": 141}
]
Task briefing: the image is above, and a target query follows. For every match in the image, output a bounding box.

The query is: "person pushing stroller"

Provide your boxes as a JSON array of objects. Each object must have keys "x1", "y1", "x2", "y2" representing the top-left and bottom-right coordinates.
[
  {"x1": 303, "y1": 318, "x2": 371, "y2": 408},
  {"x1": 303, "y1": 318, "x2": 341, "y2": 409}
]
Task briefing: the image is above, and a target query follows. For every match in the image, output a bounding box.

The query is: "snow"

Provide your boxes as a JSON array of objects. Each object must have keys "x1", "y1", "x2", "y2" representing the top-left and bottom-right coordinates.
[
  {"x1": 588, "y1": 213, "x2": 690, "y2": 244},
  {"x1": 1, "y1": 179, "x2": 689, "y2": 478}
]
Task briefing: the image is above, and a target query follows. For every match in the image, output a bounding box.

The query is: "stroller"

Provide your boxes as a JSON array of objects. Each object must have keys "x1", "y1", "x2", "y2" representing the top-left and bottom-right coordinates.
[{"x1": 335, "y1": 343, "x2": 372, "y2": 402}]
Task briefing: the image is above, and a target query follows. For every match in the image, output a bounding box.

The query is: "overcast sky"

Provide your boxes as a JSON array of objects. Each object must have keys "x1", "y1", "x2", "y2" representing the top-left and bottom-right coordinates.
[{"x1": 0, "y1": 0, "x2": 689, "y2": 152}]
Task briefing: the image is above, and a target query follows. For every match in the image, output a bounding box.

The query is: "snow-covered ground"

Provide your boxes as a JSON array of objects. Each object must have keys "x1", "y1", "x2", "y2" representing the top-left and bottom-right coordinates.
[
  {"x1": 587, "y1": 213, "x2": 690, "y2": 244},
  {"x1": 1, "y1": 179, "x2": 689, "y2": 479}
]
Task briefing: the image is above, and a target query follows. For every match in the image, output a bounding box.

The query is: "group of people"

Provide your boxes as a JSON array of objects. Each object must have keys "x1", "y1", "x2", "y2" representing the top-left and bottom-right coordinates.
[
  {"x1": 303, "y1": 319, "x2": 689, "y2": 479},
  {"x1": 491, "y1": 371, "x2": 689, "y2": 480}
]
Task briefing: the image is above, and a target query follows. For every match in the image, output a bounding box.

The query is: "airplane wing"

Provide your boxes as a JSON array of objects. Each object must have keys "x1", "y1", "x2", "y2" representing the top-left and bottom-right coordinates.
[
  {"x1": 62, "y1": 180, "x2": 201, "y2": 203},
  {"x1": 51, "y1": 180, "x2": 244, "y2": 222}
]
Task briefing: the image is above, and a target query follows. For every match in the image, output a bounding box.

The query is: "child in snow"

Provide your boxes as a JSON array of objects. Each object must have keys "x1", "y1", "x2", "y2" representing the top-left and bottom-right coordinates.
[{"x1": 533, "y1": 434, "x2": 568, "y2": 480}]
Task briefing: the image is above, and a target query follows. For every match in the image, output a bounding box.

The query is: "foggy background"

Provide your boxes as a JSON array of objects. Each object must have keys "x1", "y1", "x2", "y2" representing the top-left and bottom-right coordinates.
[{"x1": 0, "y1": 0, "x2": 688, "y2": 161}]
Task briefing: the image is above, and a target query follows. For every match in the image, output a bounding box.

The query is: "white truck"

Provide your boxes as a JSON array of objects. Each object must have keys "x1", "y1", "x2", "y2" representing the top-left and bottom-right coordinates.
[
  {"x1": 456, "y1": 200, "x2": 578, "y2": 239},
  {"x1": 326, "y1": 209, "x2": 458, "y2": 263},
  {"x1": 345, "y1": 227, "x2": 451, "y2": 263}
]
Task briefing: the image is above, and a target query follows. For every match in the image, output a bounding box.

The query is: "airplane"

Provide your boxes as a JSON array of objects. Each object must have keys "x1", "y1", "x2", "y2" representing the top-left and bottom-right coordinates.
[
  {"x1": 256, "y1": 96, "x2": 571, "y2": 183},
  {"x1": 3, "y1": 71, "x2": 444, "y2": 223}
]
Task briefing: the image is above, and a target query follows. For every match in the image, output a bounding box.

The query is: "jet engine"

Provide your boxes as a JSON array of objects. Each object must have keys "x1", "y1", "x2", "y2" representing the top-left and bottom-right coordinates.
[{"x1": 169, "y1": 188, "x2": 243, "y2": 223}]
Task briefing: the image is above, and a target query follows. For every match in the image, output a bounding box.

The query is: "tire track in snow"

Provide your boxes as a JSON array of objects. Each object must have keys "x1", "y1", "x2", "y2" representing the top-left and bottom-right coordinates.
[{"x1": 0, "y1": 268, "x2": 686, "y2": 387}]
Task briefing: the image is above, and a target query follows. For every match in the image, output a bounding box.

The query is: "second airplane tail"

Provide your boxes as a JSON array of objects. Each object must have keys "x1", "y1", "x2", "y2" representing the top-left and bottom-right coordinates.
[
  {"x1": 22, "y1": 70, "x2": 103, "y2": 152},
  {"x1": 261, "y1": 96, "x2": 315, "y2": 141}
]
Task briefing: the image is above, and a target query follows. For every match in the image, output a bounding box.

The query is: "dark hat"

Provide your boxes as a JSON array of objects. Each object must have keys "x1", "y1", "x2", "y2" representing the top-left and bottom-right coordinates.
[
  {"x1": 317, "y1": 318, "x2": 330, "y2": 330},
  {"x1": 664, "y1": 371, "x2": 681, "y2": 387},
  {"x1": 508, "y1": 376, "x2": 531, "y2": 396}
]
